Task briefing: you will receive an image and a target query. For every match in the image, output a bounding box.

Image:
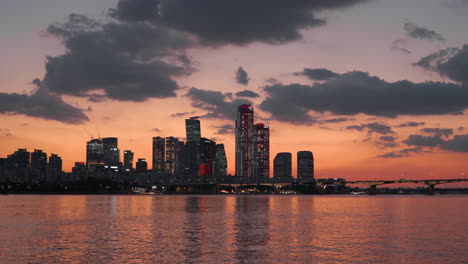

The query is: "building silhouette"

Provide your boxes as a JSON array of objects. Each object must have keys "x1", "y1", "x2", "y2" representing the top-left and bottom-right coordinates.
[
  {"x1": 254, "y1": 123, "x2": 270, "y2": 179},
  {"x1": 136, "y1": 158, "x2": 148, "y2": 172},
  {"x1": 31, "y1": 149, "x2": 47, "y2": 183},
  {"x1": 297, "y1": 151, "x2": 314, "y2": 181},
  {"x1": 102, "y1": 137, "x2": 120, "y2": 166},
  {"x1": 123, "y1": 150, "x2": 134, "y2": 172},
  {"x1": 215, "y1": 144, "x2": 227, "y2": 177},
  {"x1": 185, "y1": 117, "x2": 201, "y2": 176},
  {"x1": 200, "y1": 137, "x2": 216, "y2": 177},
  {"x1": 86, "y1": 138, "x2": 104, "y2": 172},
  {"x1": 165, "y1": 137, "x2": 178, "y2": 175},
  {"x1": 274, "y1": 152, "x2": 292, "y2": 179},
  {"x1": 152, "y1": 137, "x2": 165, "y2": 174},
  {"x1": 235, "y1": 104, "x2": 254, "y2": 178}
]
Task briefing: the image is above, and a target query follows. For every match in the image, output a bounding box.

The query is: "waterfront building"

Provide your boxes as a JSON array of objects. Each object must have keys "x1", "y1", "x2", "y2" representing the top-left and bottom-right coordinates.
[
  {"x1": 8, "y1": 148, "x2": 30, "y2": 169},
  {"x1": 214, "y1": 144, "x2": 227, "y2": 176},
  {"x1": 152, "y1": 137, "x2": 165, "y2": 173},
  {"x1": 136, "y1": 158, "x2": 148, "y2": 172},
  {"x1": 185, "y1": 117, "x2": 201, "y2": 176},
  {"x1": 102, "y1": 137, "x2": 120, "y2": 166},
  {"x1": 235, "y1": 104, "x2": 254, "y2": 177},
  {"x1": 123, "y1": 150, "x2": 134, "y2": 171},
  {"x1": 200, "y1": 137, "x2": 216, "y2": 177},
  {"x1": 165, "y1": 137, "x2": 178, "y2": 175},
  {"x1": 49, "y1": 153, "x2": 62, "y2": 172},
  {"x1": 297, "y1": 151, "x2": 314, "y2": 181},
  {"x1": 274, "y1": 152, "x2": 292, "y2": 179},
  {"x1": 86, "y1": 138, "x2": 104, "y2": 172},
  {"x1": 254, "y1": 123, "x2": 270, "y2": 179}
]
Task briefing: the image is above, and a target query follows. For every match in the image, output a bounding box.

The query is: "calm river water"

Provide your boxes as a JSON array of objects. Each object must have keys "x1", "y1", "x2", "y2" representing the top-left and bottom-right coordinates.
[{"x1": 0, "y1": 195, "x2": 467, "y2": 263}]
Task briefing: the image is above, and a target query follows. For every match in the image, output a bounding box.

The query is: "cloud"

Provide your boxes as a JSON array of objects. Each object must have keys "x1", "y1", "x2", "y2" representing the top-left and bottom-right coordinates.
[
  {"x1": 111, "y1": 0, "x2": 369, "y2": 46},
  {"x1": 404, "y1": 22, "x2": 445, "y2": 42},
  {"x1": 294, "y1": 68, "x2": 340, "y2": 81},
  {"x1": 458, "y1": 126, "x2": 465, "y2": 131},
  {"x1": 0, "y1": 128, "x2": 14, "y2": 137},
  {"x1": 421, "y1": 127, "x2": 454, "y2": 137},
  {"x1": 152, "y1": 128, "x2": 161, "y2": 132},
  {"x1": 414, "y1": 45, "x2": 468, "y2": 84},
  {"x1": 395, "y1": 121, "x2": 426, "y2": 128},
  {"x1": 403, "y1": 134, "x2": 444, "y2": 147},
  {"x1": 391, "y1": 39, "x2": 411, "y2": 54},
  {"x1": 440, "y1": 134, "x2": 468, "y2": 152},
  {"x1": 321, "y1": 117, "x2": 353, "y2": 123},
  {"x1": 0, "y1": 87, "x2": 88, "y2": 124},
  {"x1": 235, "y1": 90, "x2": 259, "y2": 98},
  {"x1": 260, "y1": 70, "x2": 468, "y2": 124},
  {"x1": 185, "y1": 87, "x2": 252, "y2": 120},
  {"x1": 170, "y1": 111, "x2": 196, "y2": 118},
  {"x1": 214, "y1": 124, "x2": 235, "y2": 134},
  {"x1": 378, "y1": 147, "x2": 423, "y2": 158},
  {"x1": 235, "y1": 67, "x2": 250, "y2": 85},
  {"x1": 346, "y1": 122, "x2": 394, "y2": 135},
  {"x1": 38, "y1": 12, "x2": 194, "y2": 102},
  {"x1": 376, "y1": 135, "x2": 399, "y2": 148}
]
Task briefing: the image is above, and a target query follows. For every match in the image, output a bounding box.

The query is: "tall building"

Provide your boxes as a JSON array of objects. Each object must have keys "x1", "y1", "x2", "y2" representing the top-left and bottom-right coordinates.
[
  {"x1": 8, "y1": 148, "x2": 30, "y2": 169},
  {"x1": 136, "y1": 158, "x2": 148, "y2": 172},
  {"x1": 235, "y1": 104, "x2": 254, "y2": 177},
  {"x1": 102, "y1": 137, "x2": 120, "y2": 166},
  {"x1": 185, "y1": 117, "x2": 201, "y2": 176},
  {"x1": 86, "y1": 138, "x2": 104, "y2": 171},
  {"x1": 152, "y1": 137, "x2": 165, "y2": 173},
  {"x1": 214, "y1": 144, "x2": 227, "y2": 176},
  {"x1": 49, "y1": 153, "x2": 62, "y2": 172},
  {"x1": 297, "y1": 151, "x2": 314, "y2": 181},
  {"x1": 274, "y1": 152, "x2": 292, "y2": 179},
  {"x1": 165, "y1": 137, "x2": 178, "y2": 175},
  {"x1": 200, "y1": 138, "x2": 216, "y2": 177},
  {"x1": 31, "y1": 149, "x2": 47, "y2": 172},
  {"x1": 254, "y1": 123, "x2": 270, "y2": 179},
  {"x1": 123, "y1": 150, "x2": 134, "y2": 171}
]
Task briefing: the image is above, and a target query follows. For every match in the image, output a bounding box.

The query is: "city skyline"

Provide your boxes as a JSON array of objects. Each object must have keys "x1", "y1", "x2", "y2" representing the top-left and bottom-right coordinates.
[{"x1": 1, "y1": 0, "x2": 468, "y2": 182}]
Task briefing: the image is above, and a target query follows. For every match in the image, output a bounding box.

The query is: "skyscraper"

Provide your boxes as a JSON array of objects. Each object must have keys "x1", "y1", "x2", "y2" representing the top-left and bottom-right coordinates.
[
  {"x1": 152, "y1": 137, "x2": 165, "y2": 174},
  {"x1": 49, "y1": 153, "x2": 62, "y2": 172},
  {"x1": 200, "y1": 137, "x2": 216, "y2": 177},
  {"x1": 235, "y1": 104, "x2": 254, "y2": 177},
  {"x1": 123, "y1": 150, "x2": 134, "y2": 171},
  {"x1": 185, "y1": 117, "x2": 201, "y2": 176},
  {"x1": 165, "y1": 137, "x2": 178, "y2": 175},
  {"x1": 136, "y1": 158, "x2": 148, "y2": 172},
  {"x1": 274, "y1": 152, "x2": 292, "y2": 179},
  {"x1": 297, "y1": 151, "x2": 314, "y2": 181},
  {"x1": 254, "y1": 123, "x2": 270, "y2": 179},
  {"x1": 215, "y1": 144, "x2": 227, "y2": 177},
  {"x1": 102, "y1": 137, "x2": 120, "y2": 166},
  {"x1": 86, "y1": 138, "x2": 104, "y2": 171},
  {"x1": 31, "y1": 149, "x2": 47, "y2": 183}
]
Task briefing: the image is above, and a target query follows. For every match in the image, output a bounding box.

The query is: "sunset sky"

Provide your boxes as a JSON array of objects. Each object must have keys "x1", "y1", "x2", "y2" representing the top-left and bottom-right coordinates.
[{"x1": 1, "y1": 0, "x2": 468, "y2": 183}]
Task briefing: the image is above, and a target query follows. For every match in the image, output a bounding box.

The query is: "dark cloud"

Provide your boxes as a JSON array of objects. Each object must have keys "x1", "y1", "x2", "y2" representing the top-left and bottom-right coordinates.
[
  {"x1": 260, "y1": 70, "x2": 468, "y2": 124},
  {"x1": 391, "y1": 39, "x2": 411, "y2": 54},
  {"x1": 441, "y1": 134, "x2": 468, "y2": 152},
  {"x1": 421, "y1": 127, "x2": 454, "y2": 138},
  {"x1": 114, "y1": 0, "x2": 368, "y2": 46},
  {"x1": 395, "y1": 121, "x2": 426, "y2": 128},
  {"x1": 0, "y1": 88, "x2": 88, "y2": 124},
  {"x1": 294, "y1": 68, "x2": 340, "y2": 81},
  {"x1": 376, "y1": 135, "x2": 399, "y2": 148},
  {"x1": 152, "y1": 128, "x2": 161, "y2": 132},
  {"x1": 235, "y1": 90, "x2": 259, "y2": 98},
  {"x1": 346, "y1": 122, "x2": 394, "y2": 135},
  {"x1": 415, "y1": 45, "x2": 468, "y2": 84},
  {"x1": 170, "y1": 111, "x2": 196, "y2": 118},
  {"x1": 235, "y1": 67, "x2": 250, "y2": 85},
  {"x1": 322, "y1": 117, "x2": 353, "y2": 123},
  {"x1": 403, "y1": 134, "x2": 443, "y2": 147},
  {"x1": 214, "y1": 124, "x2": 235, "y2": 134},
  {"x1": 378, "y1": 147, "x2": 423, "y2": 158},
  {"x1": 185, "y1": 87, "x2": 252, "y2": 120},
  {"x1": 39, "y1": 12, "x2": 194, "y2": 102},
  {"x1": 458, "y1": 126, "x2": 465, "y2": 131},
  {"x1": 404, "y1": 22, "x2": 445, "y2": 42}
]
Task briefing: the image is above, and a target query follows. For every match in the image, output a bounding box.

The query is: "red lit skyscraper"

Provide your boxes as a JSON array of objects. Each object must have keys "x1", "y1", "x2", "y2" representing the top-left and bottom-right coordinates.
[
  {"x1": 254, "y1": 123, "x2": 270, "y2": 179},
  {"x1": 235, "y1": 104, "x2": 254, "y2": 177}
]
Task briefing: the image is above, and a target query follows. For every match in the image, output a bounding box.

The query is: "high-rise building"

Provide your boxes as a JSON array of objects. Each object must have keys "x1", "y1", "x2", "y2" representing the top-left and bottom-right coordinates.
[
  {"x1": 297, "y1": 151, "x2": 314, "y2": 181},
  {"x1": 254, "y1": 123, "x2": 270, "y2": 179},
  {"x1": 185, "y1": 117, "x2": 201, "y2": 176},
  {"x1": 152, "y1": 137, "x2": 165, "y2": 173},
  {"x1": 136, "y1": 158, "x2": 148, "y2": 172},
  {"x1": 49, "y1": 153, "x2": 62, "y2": 172},
  {"x1": 8, "y1": 148, "x2": 30, "y2": 169},
  {"x1": 31, "y1": 149, "x2": 47, "y2": 172},
  {"x1": 200, "y1": 137, "x2": 216, "y2": 177},
  {"x1": 215, "y1": 144, "x2": 227, "y2": 176},
  {"x1": 235, "y1": 104, "x2": 254, "y2": 177},
  {"x1": 86, "y1": 138, "x2": 104, "y2": 171},
  {"x1": 165, "y1": 137, "x2": 178, "y2": 175},
  {"x1": 123, "y1": 150, "x2": 134, "y2": 171},
  {"x1": 102, "y1": 137, "x2": 120, "y2": 166},
  {"x1": 274, "y1": 152, "x2": 292, "y2": 179}
]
